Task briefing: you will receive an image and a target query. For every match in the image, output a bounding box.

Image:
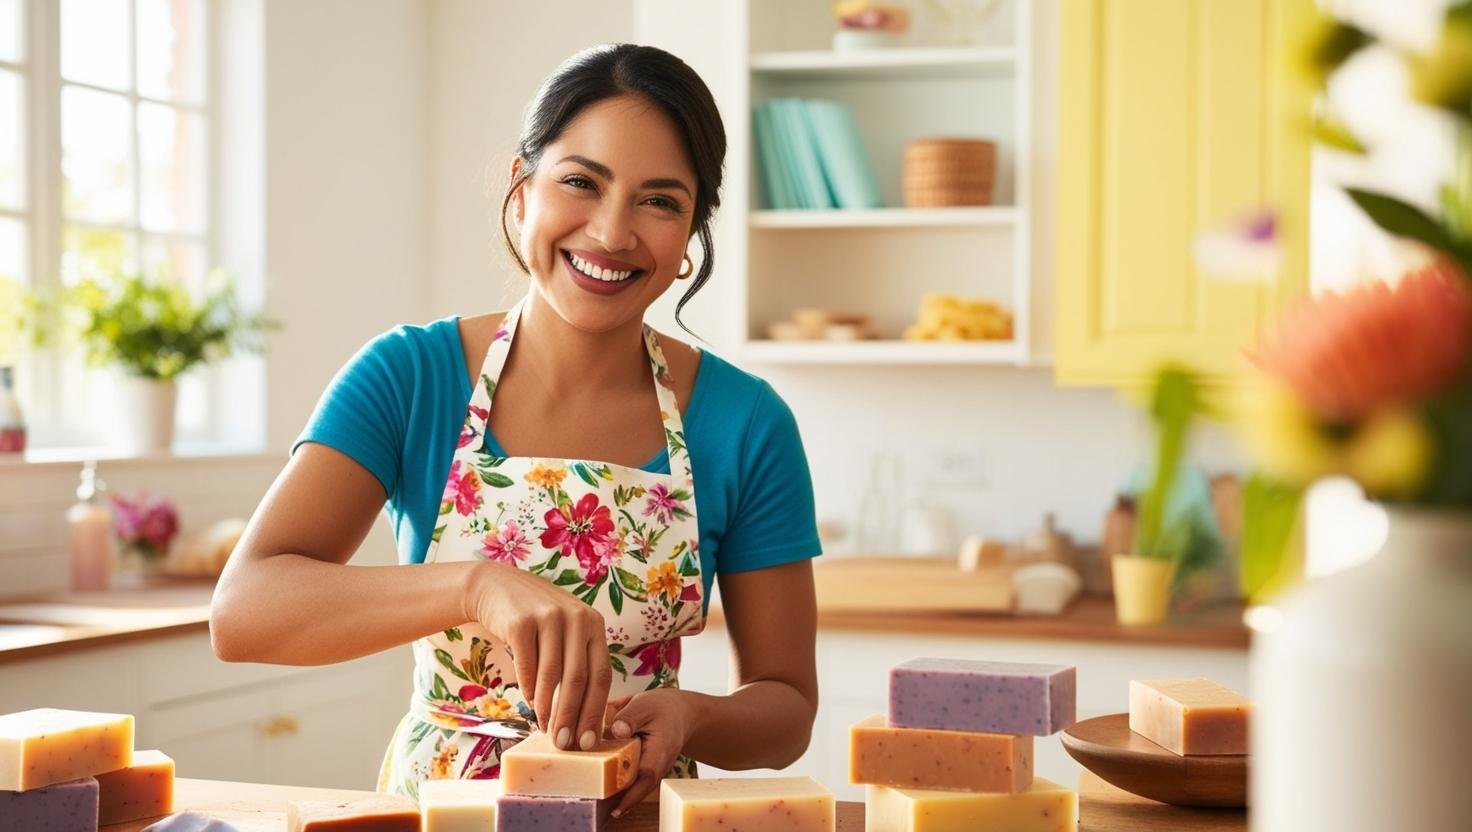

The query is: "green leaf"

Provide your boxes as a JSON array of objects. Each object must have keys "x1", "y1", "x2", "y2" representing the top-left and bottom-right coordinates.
[
  {"x1": 430, "y1": 674, "x2": 454, "y2": 702},
  {"x1": 431, "y1": 524, "x2": 446, "y2": 543},
  {"x1": 439, "y1": 501, "x2": 453, "y2": 516},
  {"x1": 679, "y1": 551, "x2": 699, "y2": 577},
  {"x1": 609, "y1": 578, "x2": 624, "y2": 615},
  {"x1": 435, "y1": 648, "x2": 471, "y2": 682},
  {"x1": 573, "y1": 463, "x2": 600, "y2": 488},
  {"x1": 615, "y1": 566, "x2": 647, "y2": 599},
  {"x1": 1240, "y1": 474, "x2": 1304, "y2": 603},
  {"x1": 1136, "y1": 366, "x2": 1200, "y2": 559},
  {"x1": 553, "y1": 568, "x2": 583, "y2": 587},
  {"x1": 481, "y1": 472, "x2": 514, "y2": 488},
  {"x1": 444, "y1": 627, "x2": 463, "y2": 642},
  {"x1": 609, "y1": 654, "x2": 628, "y2": 680},
  {"x1": 1345, "y1": 188, "x2": 1459, "y2": 255}
]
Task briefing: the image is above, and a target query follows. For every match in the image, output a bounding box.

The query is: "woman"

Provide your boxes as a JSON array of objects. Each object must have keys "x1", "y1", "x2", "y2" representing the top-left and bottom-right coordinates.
[{"x1": 209, "y1": 44, "x2": 821, "y2": 815}]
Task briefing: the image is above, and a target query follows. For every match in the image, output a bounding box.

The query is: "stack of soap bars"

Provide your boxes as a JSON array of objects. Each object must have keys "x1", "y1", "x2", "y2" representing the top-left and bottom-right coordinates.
[
  {"x1": 850, "y1": 658, "x2": 1080, "y2": 831},
  {"x1": 0, "y1": 707, "x2": 176, "y2": 832},
  {"x1": 496, "y1": 730, "x2": 641, "y2": 830}
]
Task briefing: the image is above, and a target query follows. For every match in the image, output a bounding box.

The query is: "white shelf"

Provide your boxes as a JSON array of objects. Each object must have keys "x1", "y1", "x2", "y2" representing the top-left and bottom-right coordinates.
[
  {"x1": 740, "y1": 339, "x2": 1026, "y2": 365},
  {"x1": 749, "y1": 46, "x2": 1016, "y2": 80},
  {"x1": 750, "y1": 206, "x2": 1018, "y2": 229}
]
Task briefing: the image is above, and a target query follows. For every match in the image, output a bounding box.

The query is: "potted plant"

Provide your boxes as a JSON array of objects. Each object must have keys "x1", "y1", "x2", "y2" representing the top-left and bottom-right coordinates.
[
  {"x1": 1112, "y1": 365, "x2": 1221, "y2": 624},
  {"x1": 63, "y1": 268, "x2": 276, "y2": 453}
]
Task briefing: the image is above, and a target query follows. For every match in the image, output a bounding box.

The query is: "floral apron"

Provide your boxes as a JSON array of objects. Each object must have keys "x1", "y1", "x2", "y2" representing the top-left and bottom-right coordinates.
[{"x1": 379, "y1": 299, "x2": 706, "y2": 800}]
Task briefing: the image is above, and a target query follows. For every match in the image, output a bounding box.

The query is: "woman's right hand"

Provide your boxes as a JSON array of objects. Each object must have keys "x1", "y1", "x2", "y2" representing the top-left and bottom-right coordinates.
[{"x1": 462, "y1": 561, "x2": 613, "y2": 751}]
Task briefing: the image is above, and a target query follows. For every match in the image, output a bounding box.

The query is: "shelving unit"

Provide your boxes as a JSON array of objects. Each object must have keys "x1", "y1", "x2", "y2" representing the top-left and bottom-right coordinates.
[{"x1": 735, "y1": 0, "x2": 1033, "y2": 365}]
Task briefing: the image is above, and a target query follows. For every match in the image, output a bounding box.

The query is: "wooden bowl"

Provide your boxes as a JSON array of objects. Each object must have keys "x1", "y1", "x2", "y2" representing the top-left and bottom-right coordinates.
[{"x1": 1060, "y1": 713, "x2": 1248, "y2": 807}]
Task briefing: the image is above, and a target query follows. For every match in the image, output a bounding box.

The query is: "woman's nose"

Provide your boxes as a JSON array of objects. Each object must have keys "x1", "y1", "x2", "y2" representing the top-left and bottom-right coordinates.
[{"x1": 585, "y1": 201, "x2": 636, "y2": 252}]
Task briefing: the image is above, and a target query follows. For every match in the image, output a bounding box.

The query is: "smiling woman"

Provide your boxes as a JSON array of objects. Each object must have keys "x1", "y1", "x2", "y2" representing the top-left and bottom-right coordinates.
[{"x1": 208, "y1": 44, "x2": 822, "y2": 815}]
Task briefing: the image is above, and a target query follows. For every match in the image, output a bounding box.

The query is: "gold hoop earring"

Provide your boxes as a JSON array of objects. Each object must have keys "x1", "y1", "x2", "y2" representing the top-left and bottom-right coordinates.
[{"x1": 677, "y1": 253, "x2": 695, "y2": 279}]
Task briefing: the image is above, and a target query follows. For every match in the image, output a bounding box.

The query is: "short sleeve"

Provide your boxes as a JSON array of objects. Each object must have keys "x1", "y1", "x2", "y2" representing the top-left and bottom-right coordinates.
[
  {"x1": 718, "y1": 382, "x2": 823, "y2": 572},
  {"x1": 291, "y1": 329, "x2": 412, "y2": 498}
]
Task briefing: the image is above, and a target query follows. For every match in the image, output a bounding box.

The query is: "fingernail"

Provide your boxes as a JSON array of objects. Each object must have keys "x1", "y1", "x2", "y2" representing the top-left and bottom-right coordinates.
[
  {"x1": 612, "y1": 720, "x2": 631, "y2": 739},
  {"x1": 580, "y1": 730, "x2": 596, "y2": 750},
  {"x1": 556, "y1": 727, "x2": 570, "y2": 749},
  {"x1": 611, "y1": 810, "x2": 623, "y2": 819}
]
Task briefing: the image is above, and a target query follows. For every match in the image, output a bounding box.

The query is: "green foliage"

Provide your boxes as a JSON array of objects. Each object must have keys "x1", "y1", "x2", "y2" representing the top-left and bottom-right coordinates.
[
  {"x1": 1240, "y1": 474, "x2": 1303, "y2": 603},
  {"x1": 0, "y1": 277, "x2": 45, "y2": 367},
  {"x1": 64, "y1": 270, "x2": 277, "y2": 380}
]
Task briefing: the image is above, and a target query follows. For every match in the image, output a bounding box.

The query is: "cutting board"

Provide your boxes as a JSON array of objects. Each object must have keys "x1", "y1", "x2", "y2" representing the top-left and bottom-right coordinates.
[{"x1": 813, "y1": 556, "x2": 1014, "y2": 613}]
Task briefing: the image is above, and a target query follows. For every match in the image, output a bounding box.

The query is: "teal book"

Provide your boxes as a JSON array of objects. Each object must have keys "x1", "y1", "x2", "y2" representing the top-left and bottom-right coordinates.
[
  {"x1": 775, "y1": 98, "x2": 835, "y2": 209},
  {"x1": 804, "y1": 98, "x2": 883, "y2": 210},
  {"x1": 752, "y1": 103, "x2": 796, "y2": 209}
]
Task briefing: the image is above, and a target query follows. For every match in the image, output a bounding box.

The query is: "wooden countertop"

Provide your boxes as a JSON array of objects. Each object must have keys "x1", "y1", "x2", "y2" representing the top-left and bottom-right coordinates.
[
  {"x1": 0, "y1": 581, "x2": 215, "y2": 664},
  {"x1": 101, "y1": 773, "x2": 1244, "y2": 831}
]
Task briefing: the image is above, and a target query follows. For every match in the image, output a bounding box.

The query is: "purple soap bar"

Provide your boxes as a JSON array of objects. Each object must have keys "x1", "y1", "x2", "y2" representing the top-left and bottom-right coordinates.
[
  {"x1": 0, "y1": 776, "x2": 99, "y2": 832},
  {"x1": 889, "y1": 657, "x2": 1076, "y2": 735},
  {"x1": 143, "y1": 812, "x2": 241, "y2": 832},
  {"x1": 497, "y1": 793, "x2": 615, "y2": 831}
]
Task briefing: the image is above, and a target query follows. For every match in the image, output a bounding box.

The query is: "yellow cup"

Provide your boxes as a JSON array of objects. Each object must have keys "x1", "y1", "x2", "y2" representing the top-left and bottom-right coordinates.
[{"x1": 1111, "y1": 554, "x2": 1175, "y2": 625}]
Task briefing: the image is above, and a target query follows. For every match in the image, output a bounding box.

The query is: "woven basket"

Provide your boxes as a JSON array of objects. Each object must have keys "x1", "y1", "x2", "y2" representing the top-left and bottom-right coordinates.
[{"x1": 903, "y1": 138, "x2": 996, "y2": 207}]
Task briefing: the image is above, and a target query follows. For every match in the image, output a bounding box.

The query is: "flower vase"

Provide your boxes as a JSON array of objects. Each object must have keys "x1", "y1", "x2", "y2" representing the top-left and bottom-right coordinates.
[
  {"x1": 114, "y1": 374, "x2": 177, "y2": 454},
  {"x1": 113, "y1": 543, "x2": 167, "y2": 588},
  {"x1": 1250, "y1": 509, "x2": 1472, "y2": 830},
  {"x1": 1111, "y1": 554, "x2": 1174, "y2": 624}
]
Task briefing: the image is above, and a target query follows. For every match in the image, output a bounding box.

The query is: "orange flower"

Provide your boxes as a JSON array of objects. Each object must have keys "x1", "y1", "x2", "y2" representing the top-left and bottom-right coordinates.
[
  {"x1": 647, "y1": 561, "x2": 681, "y2": 603},
  {"x1": 524, "y1": 464, "x2": 567, "y2": 489},
  {"x1": 1252, "y1": 259, "x2": 1472, "y2": 423}
]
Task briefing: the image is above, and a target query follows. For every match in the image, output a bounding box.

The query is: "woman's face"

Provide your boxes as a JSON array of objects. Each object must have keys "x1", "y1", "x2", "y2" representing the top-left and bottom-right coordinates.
[{"x1": 512, "y1": 94, "x2": 698, "y2": 334}]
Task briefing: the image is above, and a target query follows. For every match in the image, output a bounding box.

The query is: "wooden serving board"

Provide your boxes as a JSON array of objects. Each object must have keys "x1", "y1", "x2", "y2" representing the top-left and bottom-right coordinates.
[
  {"x1": 1061, "y1": 713, "x2": 1248, "y2": 808},
  {"x1": 1079, "y1": 771, "x2": 1246, "y2": 832},
  {"x1": 813, "y1": 556, "x2": 1014, "y2": 613}
]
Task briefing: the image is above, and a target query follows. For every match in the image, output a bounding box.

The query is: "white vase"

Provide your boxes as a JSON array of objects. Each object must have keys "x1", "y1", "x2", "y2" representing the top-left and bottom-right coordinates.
[
  {"x1": 1250, "y1": 508, "x2": 1472, "y2": 830},
  {"x1": 113, "y1": 374, "x2": 177, "y2": 454}
]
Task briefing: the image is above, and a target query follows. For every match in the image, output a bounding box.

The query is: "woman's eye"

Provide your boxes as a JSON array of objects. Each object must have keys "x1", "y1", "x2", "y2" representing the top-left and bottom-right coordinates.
[
  {"x1": 562, "y1": 175, "x2": 595, "y2": 190},
  {"x1": 646, "y1": 196, "x2": 680, "y2": 211}
]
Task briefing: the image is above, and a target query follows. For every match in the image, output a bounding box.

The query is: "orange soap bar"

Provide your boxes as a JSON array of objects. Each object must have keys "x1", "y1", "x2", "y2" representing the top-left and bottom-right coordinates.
[
  {"x1": 97, "y1": 748, "x2": 175, "y2": 824},
  {"x1": 849, "y1": 714, "x2": 1033, "y2": 793},
  {"x1": 0, "y1": 708, "x2": 134, "y2": 791},
  {"x1": 1129, "y1": 678, "x2": 1251, "y2": 755},
  {"x1": 287, "y1": 795, "x2": 420, "y2": 831},
  {"x1": 499, "y1": 730, "x2": 639, "y2": 798}
]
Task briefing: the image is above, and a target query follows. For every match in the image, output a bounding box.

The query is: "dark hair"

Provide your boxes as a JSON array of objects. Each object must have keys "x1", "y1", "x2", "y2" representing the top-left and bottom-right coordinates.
[{"x1": 500, "y1": 44, "x2": 726, "y2": 336}]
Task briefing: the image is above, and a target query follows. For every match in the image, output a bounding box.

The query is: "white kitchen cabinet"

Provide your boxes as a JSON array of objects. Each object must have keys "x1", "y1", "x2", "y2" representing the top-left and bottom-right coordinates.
[{"x1": 677, "y1": 621, "x2": 1248, "y2": 801}]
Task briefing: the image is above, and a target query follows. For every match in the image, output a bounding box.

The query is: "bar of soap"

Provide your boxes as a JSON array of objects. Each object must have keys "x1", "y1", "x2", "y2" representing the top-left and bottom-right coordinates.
[
  {"x1": 142, "y1": 812, "x2": 241, "y2": 832},
  {"x1": 420, "y1": 778, "x2": 500, "y2": 832},
  {"x1": 849, "y1": 713, "x2": 1033, "y2": 793},
  {"x1": 500, "y1": 731, "x2": 639, "y2": 798},
  {"x1": 888, "y1": 658, "x2": 1076, "y2": 735},
  {"x1": 496, "y1": 793, "x2": 614, "y2": 831},
  {"x1": 287, "y1": 794, "x2": 420, "y2": 831},
  {"x1": 659, "y1": 776, "x2": 835, "y2": 831},
  {"x1": 864, "y1": 778, "x2": 1078, "y2": 832},
  {"x1": 0, "y1": 708, "x2": 134, "y2": 791},
  {"x1": 0, "y1": 775, "x2": 99, "y2": 832},
  {"x1": 1129, "y1": 678, "x2": 1251, "y2": 755},
  {"x1": 97, "y1": 748, "x2": 175, "y2": 824}
]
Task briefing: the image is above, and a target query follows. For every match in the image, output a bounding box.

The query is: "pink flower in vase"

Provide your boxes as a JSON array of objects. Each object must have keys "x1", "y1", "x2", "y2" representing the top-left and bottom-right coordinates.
[{"x1": 110, "y1": 492, "x2": 180, "y2": 561}]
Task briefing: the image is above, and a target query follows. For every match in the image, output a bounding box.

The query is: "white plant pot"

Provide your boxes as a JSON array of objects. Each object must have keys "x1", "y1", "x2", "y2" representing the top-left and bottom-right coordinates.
[
  {"x1": 113, "y1": 375, "x2": 177, "y2": 454},
  {"x1": 1250, "y1": 508, "x2": 1472, "y2": 830}
]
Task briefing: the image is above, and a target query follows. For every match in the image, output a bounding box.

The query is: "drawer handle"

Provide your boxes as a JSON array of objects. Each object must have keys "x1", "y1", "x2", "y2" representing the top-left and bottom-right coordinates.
[{"x1": 260, "y1": 715, "x2": 300, "y2": 737}]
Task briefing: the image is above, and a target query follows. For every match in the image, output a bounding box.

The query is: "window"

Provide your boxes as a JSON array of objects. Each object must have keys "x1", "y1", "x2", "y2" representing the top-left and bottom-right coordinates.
[{"x1": 4, "y1": 0, "x2": 235, "y2": 452}]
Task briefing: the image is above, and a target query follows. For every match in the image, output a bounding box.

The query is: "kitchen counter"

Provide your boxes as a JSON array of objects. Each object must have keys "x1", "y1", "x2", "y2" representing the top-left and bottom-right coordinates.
[
  {"x1": 0, "y1": 581, "x2": 215, "y2": 663},
  {"x1": 100, "y1": 773, "x2": 1244, "y2": 831}
]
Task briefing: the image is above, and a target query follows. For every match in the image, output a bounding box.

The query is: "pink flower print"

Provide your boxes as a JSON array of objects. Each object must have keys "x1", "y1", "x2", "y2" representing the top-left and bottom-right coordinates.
[
  {"x1": 680, "y1": 581, "x2": 701, "y2": 602},
  {"x1": 581, "y1": 533, "x2": 623, "y2": 585},
  {"x1": 443, "y1": 461, "x2": 483, "y2": 516},
  {"x1": 627, "y1": 638, "x2": 682, "y2": 676},
  {"x1": 642, "y1": 483, "x2": 687, "y2": 525},
  {"x1": 479, "y1": 520, "x2": 530, "y2": 565},
  {"x1": 457, "y1": 405, "x2": 489, "y2": 449},
  {"x1": 540, "y1": 493, "x2": 616, "y2": 582}
]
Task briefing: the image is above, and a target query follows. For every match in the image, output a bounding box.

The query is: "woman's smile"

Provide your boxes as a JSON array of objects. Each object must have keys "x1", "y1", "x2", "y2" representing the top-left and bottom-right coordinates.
[{"x1": 561, "y1": 248, "x2": 646, "y2": 296}]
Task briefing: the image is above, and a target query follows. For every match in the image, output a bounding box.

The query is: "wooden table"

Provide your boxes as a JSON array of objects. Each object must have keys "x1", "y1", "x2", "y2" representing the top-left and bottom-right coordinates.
[{"x1": 102, "y1": 774, "x2": 1246, "y2": 831}]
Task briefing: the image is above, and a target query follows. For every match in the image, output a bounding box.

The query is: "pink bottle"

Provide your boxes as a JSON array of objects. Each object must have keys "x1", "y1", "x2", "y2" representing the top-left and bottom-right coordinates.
[{"x1": 67, "y1": 461, "x2": 115, "y2": 591}]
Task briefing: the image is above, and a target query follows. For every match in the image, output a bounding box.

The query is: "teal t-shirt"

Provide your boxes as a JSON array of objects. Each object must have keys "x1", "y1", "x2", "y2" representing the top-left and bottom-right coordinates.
[{"x1": 293, "y1": 317, "x2": 822, "y2": 601}]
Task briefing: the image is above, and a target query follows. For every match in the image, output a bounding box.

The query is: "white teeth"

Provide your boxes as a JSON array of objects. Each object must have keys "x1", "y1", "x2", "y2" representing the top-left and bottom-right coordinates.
[{"x1": 568, "y1": 252, "x2": 634, "y2": 282}]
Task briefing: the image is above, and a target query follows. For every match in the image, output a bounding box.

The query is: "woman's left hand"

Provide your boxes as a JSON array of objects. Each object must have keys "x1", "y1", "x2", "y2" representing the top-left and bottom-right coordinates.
[{"x1": 607, "y1": 688, "x2": 697, "y2": 818}]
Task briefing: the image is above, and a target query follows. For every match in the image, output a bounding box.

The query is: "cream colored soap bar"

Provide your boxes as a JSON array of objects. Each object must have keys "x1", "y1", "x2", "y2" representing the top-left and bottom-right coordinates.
[
  {"x1": 500, "y1": 730, "x2": 639, "y2": 798},
  {"x1": 849, "y1": 713, "x2": 1032, "y2": 793},
  {"x1": 1129, "y1": 678, "x2": 1251, "y2": 755},
  {"x1": 660, "y1": 776, "x2": 834, "y2": 831},
  {"x1": 419, "y1": 778, "x2": 499, "y2": 832},
  {"x1": 864, "y1": 779, "x2": 1077, "y2": 832},
  {"x1": 97, "y1": 748, "x2": 175, "y2": 824},
  {"x1": 287, "y1": 794, "x2": 420, "y2": 831},
  {"x1": 0, "y1": 707, "x2": 134, "y2": 791}
]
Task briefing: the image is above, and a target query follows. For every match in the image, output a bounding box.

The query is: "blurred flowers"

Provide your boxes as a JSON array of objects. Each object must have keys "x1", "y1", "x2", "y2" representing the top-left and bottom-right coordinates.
[{"x1": 111, "y1": 491, "x2": 180, "y2": 562}]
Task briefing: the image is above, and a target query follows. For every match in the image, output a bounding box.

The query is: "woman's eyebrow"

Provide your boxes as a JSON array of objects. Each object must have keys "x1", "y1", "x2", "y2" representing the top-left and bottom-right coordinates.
[{"x1": 557, "y1": 155, "x2": 693, "y2": 197}]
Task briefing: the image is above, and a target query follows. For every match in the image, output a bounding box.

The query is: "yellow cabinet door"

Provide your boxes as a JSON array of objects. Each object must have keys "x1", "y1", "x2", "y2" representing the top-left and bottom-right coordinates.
[{"x1": 1055, "y1": 0, "x2": 1314, "y2": 386}]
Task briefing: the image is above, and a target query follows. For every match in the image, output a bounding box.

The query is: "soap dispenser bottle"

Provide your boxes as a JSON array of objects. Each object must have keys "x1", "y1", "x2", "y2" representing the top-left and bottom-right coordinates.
[{"x1": 67, "y1": 461, "x2": 115, "y2": 591}]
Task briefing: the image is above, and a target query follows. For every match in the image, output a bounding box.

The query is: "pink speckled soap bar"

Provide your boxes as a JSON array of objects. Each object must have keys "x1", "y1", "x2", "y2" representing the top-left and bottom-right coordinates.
[
  {"x1": 888, "y1": 658, "x2": 1076, "y2": 736},
  {"x1": 496, "y1": 793, "x2": 614, "y2": 830},
  {"x1": 0, "y1": 776, "x2": 99, "y2": 832}
]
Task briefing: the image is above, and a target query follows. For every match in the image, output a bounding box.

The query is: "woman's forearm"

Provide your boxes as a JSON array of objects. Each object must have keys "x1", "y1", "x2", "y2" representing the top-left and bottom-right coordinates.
[
  {"x1": 210, "y1": 553, "x2": 483, "y2": 666},
  {"x1": 681, "y1": 680, "x2": 817, "y2": 770}
]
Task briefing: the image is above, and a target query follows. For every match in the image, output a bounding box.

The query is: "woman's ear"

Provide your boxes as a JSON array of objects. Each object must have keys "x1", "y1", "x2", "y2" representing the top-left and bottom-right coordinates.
[{"x1": 509, "y1": 157, "x2": 527, "y2": 228}]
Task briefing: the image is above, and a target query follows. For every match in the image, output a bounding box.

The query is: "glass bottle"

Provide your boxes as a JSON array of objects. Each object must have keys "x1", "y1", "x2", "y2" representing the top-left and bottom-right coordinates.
[
  {"x1": 67, "y1": 461, "x2": 116, "y2": 591},
  {"x1": 0, "y1": 366, "x2": 24, "y2": 453}
]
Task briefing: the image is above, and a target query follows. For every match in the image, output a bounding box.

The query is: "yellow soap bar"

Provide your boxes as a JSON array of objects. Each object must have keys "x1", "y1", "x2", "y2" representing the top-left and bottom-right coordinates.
[
  {"x1": 0, "y1": 708, "x2": 134, "y2": 791},
  {"x1": 287, "y1": 794, "x2": 420, "y2": 831},
  {"x1": 97, "y1": 748, "x2": 175, "y2": 824},
  {"x1": 499, "y1": 730, "x2": 639, "y2": 798},
  {"x1": 1129, "y1": 678, "x2": 1251, "y2": 755},
  {"x1": 660, "y1": 776, "x2": 834, "y2": 831},
  {"x1": 864, "y1": 779, "x2": 1077, "y2": 832},
  {"x1": 849, "y1": 713, "x2": 1032, "y2": 793},
  {"x1": 419, "y1": 778, "x2": 500, "y2": 832}
]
